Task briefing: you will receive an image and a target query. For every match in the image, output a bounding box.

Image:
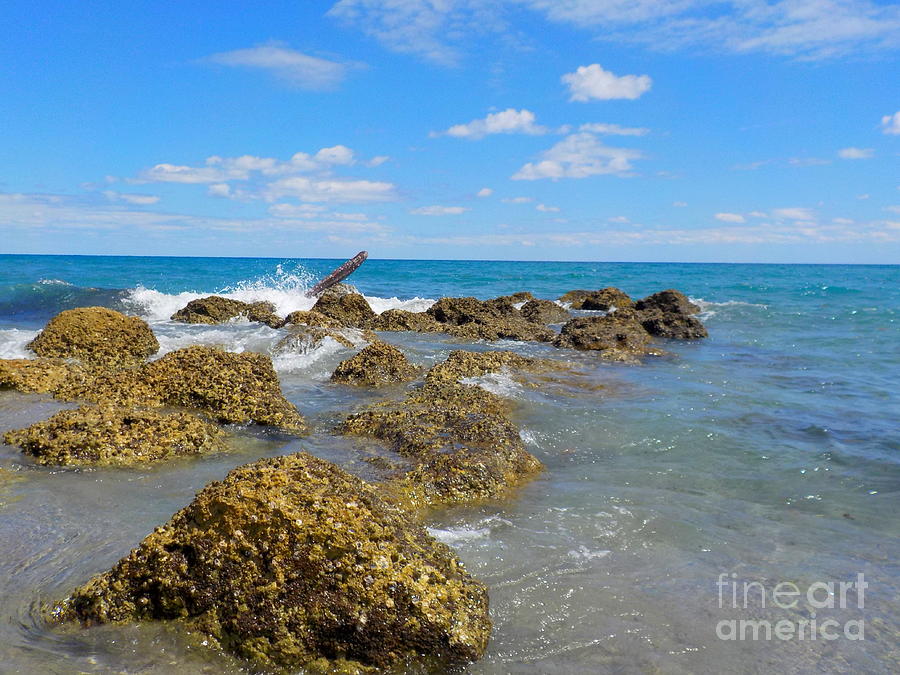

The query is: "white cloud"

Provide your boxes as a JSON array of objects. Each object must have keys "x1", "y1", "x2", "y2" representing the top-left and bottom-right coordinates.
[
  {"x1": 207, "y1": 44, "x2": 349, "y2": 90},
  {"x1": 512, "y1": 132, "x2": 642, "y2": 180},
  {"x1": 673, "y1": 201, "x2": 688, "y2": 207},
  {"x1": 502, "y1": 196, "x2": 533, "y2": 204},
  {"x1": 715, "y1": 212, "x2": 747, "y2": 223},
  {"x1": 857, "y1": 193, "x2": 870, "y2": 200},
  {"x1": 410, "y1": 205, "x2": 470, "y2": 215},
  {"x1": 266, "y1": 177, "x2": 397, "y2": 203},
  {"x1": 139, "y1": 163, "x2": 230, "y2": 184},
  {"x1": 367, "y1": 155, "x2": 390, "y2": 167},
  {"x1": 788, "y1": 157, "x2": 831, "y2": 166},
  {"x1": 208, "y1": 183, "x2": 232, "y2": 198},
  {"x1": 562, "y1": 64, "x2": 652, "y2": 101},
  {"x1": 579, "y1": 122, "x2": 650, "y2": 136},
  {"x1": 882, "y1": 111, "x2": 900, "y2": 135},
  {"x1": 433, "y1": 108, "x2": 548, "y2": 139},
  {"x1": 536, "y1": 203, "x2": 560, "y2": 212},
  {"x1": 102, "y1": 191, "x2": 160, "y2": 205},
  {"x1": 884, "y1": 205, "x2": 900, "y2": 214},
  {"x1": 476, "y1": 187, "x2": 493, "y2": 197},
  {"x1": 772, "y1": 207, "x2": 815, "y2": 221},
  {"x1": 838, "y1": 147, "x2": 874, "y2": 159}
]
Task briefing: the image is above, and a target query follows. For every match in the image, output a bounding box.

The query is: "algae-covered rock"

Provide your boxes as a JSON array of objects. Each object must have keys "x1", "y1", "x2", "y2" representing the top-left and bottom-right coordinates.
[
  {"x1": 634, "y1": 289, "x2": 699, "y2": 316},
  {"x1": 366, "y1": 309, "x2": 444, "y2": 333},
  {"x1": 28, "y1": 307, "x2": 159, "y2": 367},
  {"x1": 53, "y1": 453, "x2": 491, "y2": 671},
  {"x1": 331, "y1": 342, "x2": 419, "y2": 387},
  {"x1": 427, "y1": 297, "x2": 553, "y2": 343},
  {"x1": 424, "y1": 350, "x2": 550, "y2": 386},
  {"x1": 519, "y1": 299, "x2": 570, "y2": 325},
  {"x1": 56, "y1": 346, "x2": 307, "y2": 434},
  {"x1": 171, "y1": 296, "x2": 282, "y2": 328},
  {"x1": 4, "y1": 404, "x2": 227, "y2": 466},
  {"x1": 553, "y1": 313, "x2": 652, "y2": 360},
  {"x1": 492, "y1": 292, "x2": 535, "y2": 304},
  {"x1": 311, "y1": 293, "x2": 376, "y2": 327},
  {"x1": 279, "y1": 310, "x2": 343, "y2": 329},
  {"x1": 0, "y1": 358, "x2": 83, "y2": 394},
  {"x1": 634, "y1": 289, "x2": 708, "y2": 339},
  {"x1": 558, "y1": 288, "x2": 633, "y2": 311},
  {"x1": 340, "y1": 383, "x2": 542, "y2": 509},
  {"x1": 273, "y1": 325, "x2": 356, "y2": 354}
]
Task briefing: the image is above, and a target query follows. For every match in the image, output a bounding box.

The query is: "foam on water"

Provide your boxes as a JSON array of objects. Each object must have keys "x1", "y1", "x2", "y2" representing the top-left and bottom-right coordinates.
[
  {"x1": 0, "y1": 329, "x2": 37, "y2": 359},
  {"x1": 460, "y1": 369, "x2": 524, "y2": 398},
  {"x1": 363, "y1": 295, "x2": 435, "y2": 314}
]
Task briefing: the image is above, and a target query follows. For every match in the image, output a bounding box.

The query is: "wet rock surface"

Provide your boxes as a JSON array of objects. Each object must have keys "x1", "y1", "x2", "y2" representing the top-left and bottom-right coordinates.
[
  {"x1": 426, "y1": 297, "x2": 553, "y2": 343},
  {"x1": 5, "y1": 404, "x2": 227, "y2": 466},
  {"x1": 331, "y1": 342, "x2": 419, "y2": 387},
  {"x1": 635, "y1": 289, "x2": 700, "y2": 316},
  {"x1": 311, "y1": 293, "x2": 377, "y2": 328},
  {"x1": 424, "y1": 349, "x2": 552, "y2": 386},
  {"x1": 54, "y1": 452, "x2": 491, "y2": 671},
  {"x1": 27, "y1": 307, "x2": 159, "y2": 368},
  {"x1": 519, "y1": 299, "x2": 570, "y2": 325},
  {"x1": 0, "y1": 358, "x2": 83, "y2": 394},
  {"x1": 279, "y1": 310, "x2": 343, "y2": 329},
  {"x1": 366, "y1": 309, "x2": 444, "y2": 333},
  {"x1": 273, "y1": 325, "x2": 357, "y2": 353},
  {"x1": 558, "y1": 287, "x2": 633, "y2": 311},
  {"x1": 553, "y1": 312, "x2": 654, "y2": 360},
  {"x1": 634, "y1": 289, "x2": 708, "y2": 339},
  {"x1": 171, "y1": 296, "x2": 282, "y2": 328}
]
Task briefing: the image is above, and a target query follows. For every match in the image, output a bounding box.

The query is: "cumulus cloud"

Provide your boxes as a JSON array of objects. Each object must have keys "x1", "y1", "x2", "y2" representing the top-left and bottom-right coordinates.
[
  {"x1": 265, "y1": 177, "x2": 397, "y2": 203},
  {"x1": 838, "y1": 147, "x2": 874, "y2": 159},
  {"x1": 882, "y1": 111, "x2": 900, "y2": 134},
  {"x1": 410, "y1": 205, "x2": 470, "y2": 215},
  {"x1": 536, "y1": 203, "x2": 560, "y2": 212},
  {"x1": 772, "y1": 207, "x2": 815, "y2": 221},
  {"x1": 512, "y1": 132, "x2": 642, "y2": 180},
  {"x1": 102, "y1": 191, "x2": 160, "y2": 205},
  {"x1": 673, "y1": 201, "x2": 688, "y2": 207},
  {"x1": 562, "y1": 64, "x2": 652, "y2": 101},
  {"x1": 432, "y1": 108, "x2": 548, "y2": 139},
  {"x1": 207, "y1": 44, "x2": 349, "y2": 90},
  {"x1": 502, "y1": 196, "x2": 533, "y2": 203},
  {"x1": 715, "y1": 212, "x2": 746, "y2": 223},
  {"x1": 579, "y1": 122, "x2": 650, "y2": 136},
  {"x1": 476, "y1": 187, "x2": 493, "y2": 197}
]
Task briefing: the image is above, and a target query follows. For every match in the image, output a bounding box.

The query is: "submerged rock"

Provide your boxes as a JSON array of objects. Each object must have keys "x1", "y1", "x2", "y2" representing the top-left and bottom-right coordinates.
[
  {"x1": 311, "y1": 293, "x2": 376, "y2": 328},
  {"x1": 553, "y1": 313, "x2": 653, "y2": 360},
  {"x1": 558, "y1": 288, "x2": 633, "y2": 311},
  {"x1": 171, "y1": 296, "x2": 282, "y2": 328},
  {"x1": 279, "y1": 310, "x2": 343, "y2": 329},
  {"x1": 634, "y1": 290, "x2": 707, "y2": 339},
  {"x1": 340, "y1": 382, "x2": 542, "y2": 509},
  {"x1": 366, "y1": 309, "x2": 444, "y2": 333},
  {"x1": 424, "y1": 349, "x2": 551, "y2": 386},
  {"x1": 28, "y1": 307, "x2": 159, "y2": 368},
  {"x1": 5, "y1": 404, "x2": 227, "y2": 466},
  {"x1": 54, "y1": 453, "x2": 491, "y2": 671},
  {"x1": 273, "y1": 325, "x2": 356, "y2": 353},
  {"x1": 57, "y1": 346, "x2": 307, "y2": 434},
  {"x1": 426, "y1": 297, "x2": 553, "y2": 343},
  {"x1": 331, "y1": 342, "x2": 419, "y2": 387},
  {"x1": 0, "y1": 358, "x2": 82, "y2": 394},
  {"x1": 519, "y1": 299, "x2": 570, "y2": 325}
]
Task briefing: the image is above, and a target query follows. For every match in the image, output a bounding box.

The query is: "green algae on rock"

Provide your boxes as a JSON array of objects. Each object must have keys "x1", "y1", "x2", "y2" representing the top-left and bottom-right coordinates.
[
  {"x1": 365, "y1": 309, "x2": 444, "y2": 333},
  {"x1": 27, "y1": 307, "x2": 159, "y2": 368},
  {"x1": 553, "y1": 312, "x2": 653, "y2": 361},
  {"x1": 558, "y1": 287, "x2": 634, "y2": 311},
  {"x1": 53, "y1": 453, "x2": 491, "y2": 671},
  {"x1": 171, "y1": 296, "x2": 282, "y2": 328},
  {"x1": 424, "y1": 349, "x2": 553, "y2": 386},
  {"x1": 426, "y1": 297, "x2": 553, "y2": 343},
  {"x1": 4, "y1": 404, "x2": 227, "y2": 466},
  {"x1": 0, "y1": 358, "x2": 83, "y2": 394},
  {"x1": 331, "y1": 342, "x2": 419, "y2": 387},
  {"x1": 311, "y1": 292, "x2": 376, "y2": 327},
  {"x1": 519, "y1": 299, "x2": 571, "y2": 325},
  {"x1": 340, "y1": 382, "x2": 543, "y2": 510},
  {"x1": 56, "y1": 346, "x2": 307, "y2": 434},
  {"x1": 279, "y1": 309, "x2": 344, "y2": 329}
]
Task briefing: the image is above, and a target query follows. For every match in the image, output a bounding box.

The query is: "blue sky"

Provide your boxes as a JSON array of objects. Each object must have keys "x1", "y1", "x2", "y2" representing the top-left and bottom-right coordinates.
[{"x1": 1, "y1": 0, "x2": 898, "y2": 262}]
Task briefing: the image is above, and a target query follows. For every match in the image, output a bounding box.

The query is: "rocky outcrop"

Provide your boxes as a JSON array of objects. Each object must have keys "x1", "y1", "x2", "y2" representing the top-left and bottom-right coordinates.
[
  {"x1": 424, "y1": 349, "x2": 551, "y2": 386},
  {"x1": 492, "y1": 292, "x2": 534, "y2": 304},
  {"x1": 553, "y1": 312, "x2": 653, "y2": 361},
  {"x1": 331, "y1": 342, "x2": 419, "y2": 387},
  {"x1": 279, "y1": 310, "x2": 343, "y2": 329},
  {"x1": 171, "y1": 296, "x2": 282, "y2": 328},
  {"x1": 426, "y1": 297, "x2": 553, "y2": 343},
  {"x1": 634, "y1": 290, "x2": 708, "y2": 339},
  {"x1": 558, "y1": 288, "x2": 633, "y2": 311},
  {"x1": 27, "y1": 307, "x2": 159, "y2": 368},
  {"x1": 5, "y1": 404, "x2": 227, "y2": 466},
  {"x1": 366, "y1": 309, "x2": 444, "y2": 333},
  {"x1": 273, "y1": 325, "x2": 357, "y2": 354},
  {"x1": 56, "y1": 346, "x2": 307, "y2": 434},
  {"x1": 0, "y1": 358, "x2": 83, "y2": 394},
  {"x1": 53, "y1": 453, "x2": 491, "y2": 672},
  {"x1": 520, "y1": 299, "x2": 570, "y2": 324},
  {"x1": 340, "y1": 382, "x2": 542, "y2": 510},
  {"x1": 311, "y1": 293, "x2": 376, "y2": 328}
]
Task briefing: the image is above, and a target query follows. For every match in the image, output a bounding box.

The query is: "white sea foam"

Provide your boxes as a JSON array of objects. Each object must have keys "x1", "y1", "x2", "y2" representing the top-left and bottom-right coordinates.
[
  {"x1": 363, "y1": 295, "x2": 435, "y2": 314},
  {"x1": 37, "y1": 278, "x2": 73, "y2": 286},
  {"x1": 690, "y1": 297, "x2": 768, "y2": 321},
  {"x1": 0, "y1": 329, "x2": 38, "y2": 359},
  {"x1": 271, "y1": 336, "x2": 348, "y2": 374},
  {"x1": 460, "y1": 369, "x2": 523, "y2": 398},
  {"x1": 153, "y1": 324, "x2": 281, "y2": 358},
  {"x1": 427, "y1": 526, "x2": 492, "y2": 545}
]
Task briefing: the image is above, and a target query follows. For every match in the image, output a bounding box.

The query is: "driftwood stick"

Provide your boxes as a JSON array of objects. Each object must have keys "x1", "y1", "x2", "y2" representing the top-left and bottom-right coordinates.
[{"x1": 305, "y1": 251, "x2": 369, "y2": 298}]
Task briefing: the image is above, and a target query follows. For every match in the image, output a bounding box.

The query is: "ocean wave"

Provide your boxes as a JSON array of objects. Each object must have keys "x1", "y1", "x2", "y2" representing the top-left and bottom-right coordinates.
[
  {"x1": 36, "y1": 278, "x2": 73, "y2": 286},
  {"x1": 690, "y1": 297, "x2": 768, "y2": 320},
  {"x1": 153, "y1": 323, "x2": 282, "y2": 358},
  {"x1": 0, "y1": 329, "x2": 38, "y2": 359}
]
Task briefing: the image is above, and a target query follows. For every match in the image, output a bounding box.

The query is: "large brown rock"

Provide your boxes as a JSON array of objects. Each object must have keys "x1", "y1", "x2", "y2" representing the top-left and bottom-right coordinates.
[
  {"x1": 311, "y1": 293, "x2": 376, "y2": 327},
  {"x1": 634, "y1": 290, "x2": 707, "y2": 339},
  {"x1": 553, "y1": 313, "x2": 653, "y2": 360},
  {"x1": 331, "y1": 342, "x2": 419, "y2": 387},
  {"x1": 424, "y1": 349, "x2": 552, "y2": 386},
  {"x1": 0, "y1": 358, "x2": 83, "y2": 394},
  {"x1": 279, "y1": 310, "x2": 343, "y2": 329},
  {"x1": 520, "y1": 299, "x2": 570, "y2": 324},
  {"x1": 366, "y1": 309, "x2": 444, "y2": 333},
  {"x1": 28, "y1": 307, "x2": 159, "y2": 368},
  {"x1": 171, "y1": 296, "x2": 282, "y2": 328},
  {"x1": 53, "y1": 453, "x2": 491, "y2": 672},
  {"x1": 634, "y1": 289, "x2": 700, "y2": 315},
  {"x1": 5, "y1": 404, "x2": 227, "y2": 466},
  {"x1": 426, "y1": 297, "x2": 553, "y2": 343},
  {"x1": 558, "y1": 288, "x2": 633, "y2": 311}
]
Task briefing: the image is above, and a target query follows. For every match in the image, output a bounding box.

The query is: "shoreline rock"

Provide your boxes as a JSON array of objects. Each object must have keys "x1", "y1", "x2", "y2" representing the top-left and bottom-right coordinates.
[
  {"x1": 331, "y1": 342, "x2": 419, "y2": 387},
  {"x1": 311, "y1": 293, "x2": 377, "y2": 327},
  {"x1": 171, "y1": 296, "x2": 282, "y2": 328},
  {"x1": 558, "y1": 288, "x2": 633, "y2": 311}
]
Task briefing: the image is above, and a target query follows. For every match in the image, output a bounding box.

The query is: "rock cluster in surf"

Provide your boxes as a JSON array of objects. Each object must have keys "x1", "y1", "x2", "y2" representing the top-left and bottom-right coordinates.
[
  {"x1": 331, "y1": 341, "x2": 419, "y2": 386},
  {"x1": 171, "y1": 296, "x2": 283, "y2": 328}
]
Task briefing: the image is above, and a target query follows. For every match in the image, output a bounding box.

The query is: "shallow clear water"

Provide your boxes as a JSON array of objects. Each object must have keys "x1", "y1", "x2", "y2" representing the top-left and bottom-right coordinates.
[{"x1": 0, "y1": 255, "x2": 898, "y2": 673}]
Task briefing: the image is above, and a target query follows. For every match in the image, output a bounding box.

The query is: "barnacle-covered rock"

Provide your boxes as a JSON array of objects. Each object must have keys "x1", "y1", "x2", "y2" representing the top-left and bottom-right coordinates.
[
  {"x1": 4, "y1": 404, "x2": 227, "y2": 466},
  {"x1": 27, "y1": 307, "x2": 159, "y2": 367},
  {"x1": 311, "y1": 293, "x2": 376, "y2": 328},
  {"x1": 366, "y1": 309, "x2": 444, "y2": 333},
  {"x1": 426, "y1": 297, "x2": 553, "y2": 343},
  {"x1": 558, "y1": 288, "x2": 633, "y2": 311},
  {"x1": 53, "y1": 453, "x2": 491, "y2": 672},
  {"x1": 279, "y1": 310, "x2": 344, "y2": 329},
  {"x1": 171, "y1": 296, "x2": 282, "y2": 328},
  {"x1": 553, "y1": 312, "x2": 653, "y2": 360},
  {"x1": 56, "y1": 346, "x2": 306, "y2": 433},
  {"x1": 519, "y1": 299, "x2": 570, "y2": 325},
  {"x1": 0, "y1": 358, "x2": 83, "y2": 394},
  {"x1": 331, "y1": 342, "x2": 419, "y2": 387},
  {"x1": 424, "y1": 350, "x2": 550, "y2": 386},
  {"x1": 340, "y1": 382, "x2": 542, "y2": 509}
]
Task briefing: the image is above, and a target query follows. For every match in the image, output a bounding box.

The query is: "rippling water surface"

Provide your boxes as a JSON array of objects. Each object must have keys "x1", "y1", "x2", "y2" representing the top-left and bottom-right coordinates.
[{"x1": 0, "y1": 255, "x2": 897, "y2": 673}]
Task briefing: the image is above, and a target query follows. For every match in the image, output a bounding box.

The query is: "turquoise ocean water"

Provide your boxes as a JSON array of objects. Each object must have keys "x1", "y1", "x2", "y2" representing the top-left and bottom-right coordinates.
[{"x1": 0, "y1": 254, "x2": 897, "y2": 673}]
